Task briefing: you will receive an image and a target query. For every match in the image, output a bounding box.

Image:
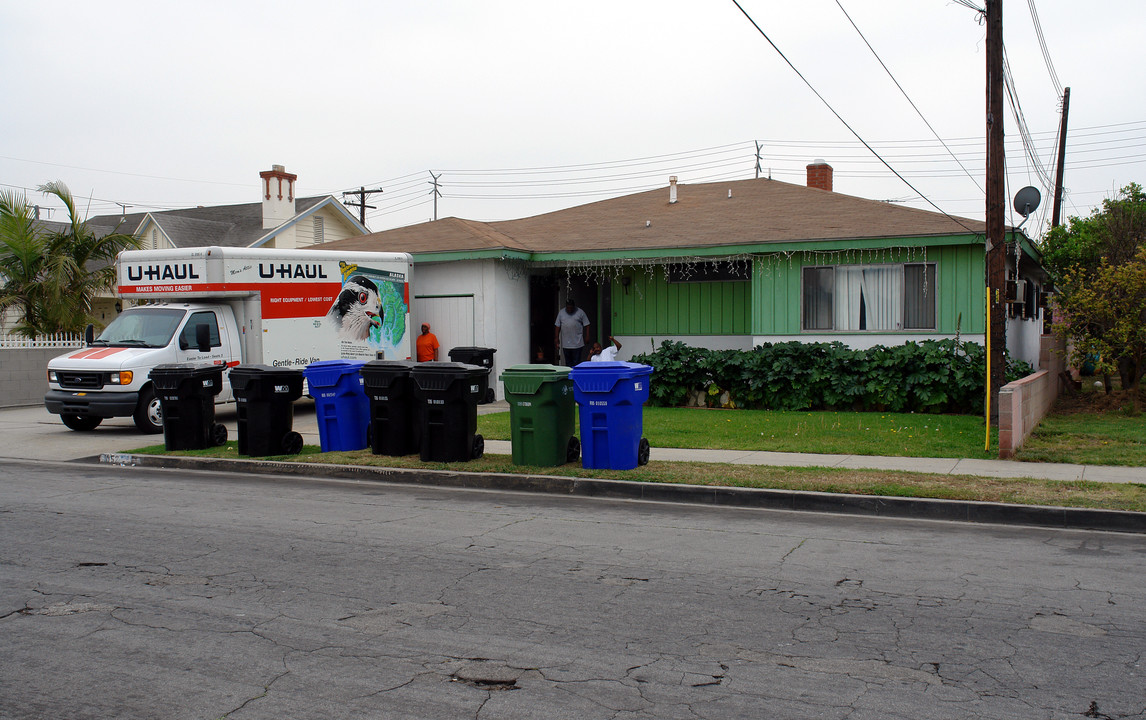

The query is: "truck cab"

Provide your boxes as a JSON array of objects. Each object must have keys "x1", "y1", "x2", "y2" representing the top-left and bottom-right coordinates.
[{"x1": 45, "y1": 303, "x2": 241, "y2": 432}]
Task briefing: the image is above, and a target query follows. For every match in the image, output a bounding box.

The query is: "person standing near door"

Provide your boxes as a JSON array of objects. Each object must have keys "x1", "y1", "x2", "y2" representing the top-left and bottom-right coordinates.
[
  {"x1": 416, "y1": 322, "x2": 439, "y2": 362},
  {"x1": 554, "y1": 297, "x2": 590, "y2": 366}
]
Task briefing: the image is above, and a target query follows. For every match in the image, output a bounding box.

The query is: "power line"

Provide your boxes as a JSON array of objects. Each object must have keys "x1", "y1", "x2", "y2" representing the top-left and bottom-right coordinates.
[
  {"x1": 730, "y1": 0, "x2": 977, "y2": 233},
  {"x1": 833, "y1": 0, "x2": 983, "y2": 194}
]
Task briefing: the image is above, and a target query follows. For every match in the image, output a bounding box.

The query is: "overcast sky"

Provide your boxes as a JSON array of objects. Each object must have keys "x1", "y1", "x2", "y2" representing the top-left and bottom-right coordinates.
[{"x1": 2, "y1": 0, "x2": 1143, "y2": 239}]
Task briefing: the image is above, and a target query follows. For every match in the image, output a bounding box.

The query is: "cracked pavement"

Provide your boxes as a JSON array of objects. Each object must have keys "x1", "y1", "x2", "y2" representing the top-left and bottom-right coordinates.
[{"x1": 1, "y1": 459, "x2": 1144, "y2": 719}]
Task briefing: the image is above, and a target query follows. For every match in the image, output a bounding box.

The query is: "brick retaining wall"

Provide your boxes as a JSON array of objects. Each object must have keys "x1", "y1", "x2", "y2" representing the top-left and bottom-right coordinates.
[{"x1": 998, "y1": 334, "x2": 1065, "y2": 459}]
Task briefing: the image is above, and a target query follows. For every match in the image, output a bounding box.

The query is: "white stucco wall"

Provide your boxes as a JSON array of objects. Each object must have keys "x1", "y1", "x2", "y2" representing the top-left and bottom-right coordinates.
[
  {"x1": 411, "y1": 259, "x2": 530, "y2": 400},
  {"x1": 1006, "y1": 314, "x2": 1046, "y2": 370}
]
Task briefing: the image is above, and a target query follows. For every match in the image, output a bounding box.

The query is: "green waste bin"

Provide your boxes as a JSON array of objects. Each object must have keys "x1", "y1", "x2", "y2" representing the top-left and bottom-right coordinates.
[{"x1": 499, "y1": 364, "x2": 580, "y2": 467}]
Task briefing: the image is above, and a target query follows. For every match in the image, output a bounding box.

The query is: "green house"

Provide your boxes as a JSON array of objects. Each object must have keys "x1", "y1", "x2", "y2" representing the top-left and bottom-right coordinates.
[{"x1": 321, "y1": 165, "x2": 1049, "y2": 396}]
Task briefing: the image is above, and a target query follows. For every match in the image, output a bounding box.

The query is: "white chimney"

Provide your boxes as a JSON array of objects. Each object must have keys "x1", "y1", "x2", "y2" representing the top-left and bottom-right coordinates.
[
  {"x1": 260, "y1": 165, "x2": 297, "y2": 229},
  {"x1": 669, "y1": 176, "x2": 678, "y2": 204}
]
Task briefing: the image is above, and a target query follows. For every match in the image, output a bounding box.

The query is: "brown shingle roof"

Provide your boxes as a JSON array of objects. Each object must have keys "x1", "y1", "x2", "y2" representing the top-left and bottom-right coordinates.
[{"x1": 319, "y1": 178, "x2": 985, "y2": 256}]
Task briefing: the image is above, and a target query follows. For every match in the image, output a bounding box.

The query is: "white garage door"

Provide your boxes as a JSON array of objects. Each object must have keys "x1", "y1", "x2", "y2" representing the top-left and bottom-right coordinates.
[{"x1": 414, "y1": 294, "x2": 475, "y2": 351}]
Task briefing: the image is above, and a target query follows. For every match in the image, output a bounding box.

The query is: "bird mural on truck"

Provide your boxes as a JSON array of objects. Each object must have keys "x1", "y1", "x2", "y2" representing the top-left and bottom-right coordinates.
[{"x1": 326, "y1": 274, "x2": 383, "y2": 341}]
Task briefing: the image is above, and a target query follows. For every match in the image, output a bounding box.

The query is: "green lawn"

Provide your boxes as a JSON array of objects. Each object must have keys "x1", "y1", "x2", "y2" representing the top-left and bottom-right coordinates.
[{"x1": 480, "y1": 407, "x2": 1000, "y2": 459}]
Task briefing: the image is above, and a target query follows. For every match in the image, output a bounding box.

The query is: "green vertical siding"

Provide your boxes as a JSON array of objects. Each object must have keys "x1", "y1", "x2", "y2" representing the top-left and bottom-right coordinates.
[
  {"x1": 751, "y1": 245, "x2": 985, "y2": 335},
  {"x1": 610, "y1": 243, "x2": 984, "y2": 337},
  {"x1": 611, "y1": 266, "x2": 751, "y2": 335}
]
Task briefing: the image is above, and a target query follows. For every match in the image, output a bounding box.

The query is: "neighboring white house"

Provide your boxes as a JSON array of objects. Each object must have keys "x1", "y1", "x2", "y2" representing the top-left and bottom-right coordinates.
[{"x1": 36, "y1": 165, "x2": 369, "y2": 329}]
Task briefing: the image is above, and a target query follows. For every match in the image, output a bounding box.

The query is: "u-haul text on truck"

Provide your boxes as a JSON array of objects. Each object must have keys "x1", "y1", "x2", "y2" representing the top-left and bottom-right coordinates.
[{"x1": 44, "y1": 247, "x2": 413, "y2": 433}]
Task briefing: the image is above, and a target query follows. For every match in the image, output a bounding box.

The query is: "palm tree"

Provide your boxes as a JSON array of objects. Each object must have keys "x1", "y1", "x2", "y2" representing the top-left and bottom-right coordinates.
[
  {"x1": 0, "y1": 189, "x2": 52, "y2": 337},
  {"x1": 0, "y1": 182, "x2": 139, "y2": 337}
]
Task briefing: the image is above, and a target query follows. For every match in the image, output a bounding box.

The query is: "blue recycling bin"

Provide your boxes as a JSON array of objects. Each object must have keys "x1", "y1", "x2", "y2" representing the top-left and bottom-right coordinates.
[
  {"x1": 303, "y1": 359, "x2": 369, "y2": 452},
  {"x1": 568, "y1": 361, "x2": 654, "y2": 470}
]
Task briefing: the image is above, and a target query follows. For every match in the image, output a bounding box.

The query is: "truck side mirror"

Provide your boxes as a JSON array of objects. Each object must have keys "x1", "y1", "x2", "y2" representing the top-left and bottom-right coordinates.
[
  {"x1": 196, "y1": 323, "x2": 212, "y2": 353},
  {"x1": 84, "y1": 324, "x2": 95, "y2": 347}
]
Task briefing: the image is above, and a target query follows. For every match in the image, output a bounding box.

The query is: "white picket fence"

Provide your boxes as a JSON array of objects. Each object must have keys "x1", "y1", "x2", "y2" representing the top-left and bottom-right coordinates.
[{"x1": 0, "y1": 332, "x2": 84, "y2": 349}]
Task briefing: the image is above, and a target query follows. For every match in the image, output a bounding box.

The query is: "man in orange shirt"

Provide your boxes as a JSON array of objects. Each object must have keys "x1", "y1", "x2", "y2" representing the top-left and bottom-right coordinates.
[{"x1": 416, "y1": 323, "x2": 439, "y2": 362}]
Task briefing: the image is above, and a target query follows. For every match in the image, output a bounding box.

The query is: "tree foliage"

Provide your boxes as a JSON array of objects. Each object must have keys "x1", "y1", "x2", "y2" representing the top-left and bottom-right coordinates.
[
  {"x1": 0, "y1": 182, "x2": 139, "y2": 337},
  {"x1": 1043, "y1": 183, "x2": 1146, "y2": 394}
]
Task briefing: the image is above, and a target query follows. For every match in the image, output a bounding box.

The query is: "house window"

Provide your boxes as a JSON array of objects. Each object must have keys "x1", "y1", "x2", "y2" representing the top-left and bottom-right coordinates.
[
  {"x1": 313, "y1": 215, "x2": 324, "y2": 244},
  {"x1": 802, "y1": 263, "x2": 936, "y2": 331},
  {"x1": 802, "y1": 267, "x2": 834, "y2": 330}
]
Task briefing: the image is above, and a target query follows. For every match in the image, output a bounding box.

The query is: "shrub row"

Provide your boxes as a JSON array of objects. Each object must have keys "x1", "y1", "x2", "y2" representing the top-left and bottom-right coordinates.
[{"x1": 630, "y1": 340, "x2": 1033, "y2": 415}]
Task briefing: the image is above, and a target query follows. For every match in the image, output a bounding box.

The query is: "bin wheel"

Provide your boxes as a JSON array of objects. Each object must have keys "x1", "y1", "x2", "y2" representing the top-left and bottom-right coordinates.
[
  {"x1": 211, "y1": 423, "x2": 228, "y2": 447},
  {"x1": 566, "y1": 436, "x2": 581, "y2": 464},
  {"x1": 282, "y1": 431, "x2": 304, "y2": 455},
  {"x1": 472, "y1": 434, "x2": 485, "y2": 460},
  {"x1": 61, "y1": 414, "x2": 102, "y2": 431},
  {"x1": 485, "y1": 388, "x2": 495, "y2": 404},
  {"x1": 637, "y1": 437, "x2": 650, "y2": 466}
]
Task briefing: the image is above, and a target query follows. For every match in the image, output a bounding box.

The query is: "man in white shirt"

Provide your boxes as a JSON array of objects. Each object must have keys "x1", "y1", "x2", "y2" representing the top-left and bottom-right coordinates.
[{"x1": 589, "y1": 336, "x2": 622, "y2": 362}]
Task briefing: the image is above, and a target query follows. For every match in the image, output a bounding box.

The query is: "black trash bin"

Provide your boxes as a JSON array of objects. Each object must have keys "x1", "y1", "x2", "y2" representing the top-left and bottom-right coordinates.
[
  {"x1": 446, "y1": 347, "x2": 497, "y2": 402},
  {"x1": 229, "y1": 365, "x2": 304, "y2": 456},
  {"x1": 361, "y1": 359, "x2": 420, "y2": 456},
  {"x1": 149, "y1": 363, "x2": 227, "y2": 451},
  {"x1": 411, "y1": 361, "x2": 490, "y2": 462}
]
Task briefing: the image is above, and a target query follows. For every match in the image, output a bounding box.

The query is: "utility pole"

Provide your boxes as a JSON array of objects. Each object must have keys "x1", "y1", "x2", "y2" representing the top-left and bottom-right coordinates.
[
  {"x1": 985, "y1": 0, "x2": 1007, "y2": 425},
  {"x1": 116, "y1": 202, "x2": 132, "y2": 224},
  {"x1": 342, "y1": 186, "x2": 383, "y2": 228},
  {"x1": 1051, "y1": 86, "x2": 1071, "y2": 228},
  {"x1": 755, "y1": 141, "x2": 763, "y2": 179},
  {"x1": 428, "y1": 171, "x2": 442, "y2": 221}
]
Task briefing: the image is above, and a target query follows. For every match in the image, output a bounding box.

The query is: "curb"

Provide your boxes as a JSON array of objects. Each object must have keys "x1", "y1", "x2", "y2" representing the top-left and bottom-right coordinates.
[{"x1": 94, "y1": 452, "x2": 1146, "y2": 534}]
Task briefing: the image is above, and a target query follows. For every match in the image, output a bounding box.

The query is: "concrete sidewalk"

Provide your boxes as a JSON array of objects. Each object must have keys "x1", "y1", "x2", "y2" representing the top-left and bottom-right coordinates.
[{"x1": 3, "y1": 402, "x2": 1140, "y2": 484}]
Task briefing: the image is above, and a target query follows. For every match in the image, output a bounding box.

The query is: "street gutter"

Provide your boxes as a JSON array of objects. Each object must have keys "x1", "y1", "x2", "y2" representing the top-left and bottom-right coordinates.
[{"x1": 93, "y1": 452, "x2": 1146, "y2": 534}]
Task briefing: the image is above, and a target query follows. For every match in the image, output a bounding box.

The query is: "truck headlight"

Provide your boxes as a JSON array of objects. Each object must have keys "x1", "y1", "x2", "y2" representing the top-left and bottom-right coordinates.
[
  {"x1": 108, "y1": 371, "x2": 133, "y2": 385},
  {"x1": 48, "y1": 370, "x2": 58, "y2": 382}
]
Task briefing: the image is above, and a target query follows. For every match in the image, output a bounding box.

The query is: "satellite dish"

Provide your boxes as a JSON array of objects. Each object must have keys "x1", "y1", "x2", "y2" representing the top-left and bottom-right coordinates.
[{"x1": 1013, "y1": 186, "x2": 1042, "y2": 218}]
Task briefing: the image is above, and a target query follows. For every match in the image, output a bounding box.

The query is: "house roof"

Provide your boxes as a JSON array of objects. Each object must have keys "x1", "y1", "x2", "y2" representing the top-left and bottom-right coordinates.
[
  {"x1": 85, "y1": 196, "x2": 344, "y2": 248},
  {"x1": 317, "y1": 178, "x2": 989, "y2": 259}
]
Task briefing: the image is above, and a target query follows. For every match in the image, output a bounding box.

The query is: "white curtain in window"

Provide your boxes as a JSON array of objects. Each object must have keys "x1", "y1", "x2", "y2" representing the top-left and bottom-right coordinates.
[
  {"x1": 833, "y1": 265, "x2": 903, "y2": 331},
  {"x1": 862, "y1": 266, "x2": 903, "y2": 330},
  {"x1": 834, "y1": 266, "x2": 864, "y2": 330}
]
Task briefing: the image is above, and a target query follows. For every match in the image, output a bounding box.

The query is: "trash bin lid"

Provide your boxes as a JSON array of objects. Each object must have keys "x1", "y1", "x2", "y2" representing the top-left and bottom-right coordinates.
[
  {"x1": 500, "y1": 364, "x2": 570, "y2": 395},
  {"x1": 230, "y1": 364, "x2": 303, "y2": 377},
  {"x1": 363, "y1": 359, "x2": 417, "y2": 372},
  {"x1": 411, "y1": 361, "x2": 488, "y2": 375},
  {"x1": 151, "y1": 362, "x2": 223, "y2": 376},
  {"x1": 361, "y1": 359, "x2": 417, "y2": 389},
  {"x1": 411, "y1": 361, "x2": 490, "y2": 391},
  {"x1": 303, "y1": 359, "x2": 366, "y2": 388},
  {"x1": 568, "y1": 361, "x2": 653, "y2": 393},
  {"x1": 448, "y1": 346, "x2": 497, "y2": 353}
]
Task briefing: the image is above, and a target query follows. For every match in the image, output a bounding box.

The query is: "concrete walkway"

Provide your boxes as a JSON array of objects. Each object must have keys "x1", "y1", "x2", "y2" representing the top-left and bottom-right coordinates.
[{"x1": 3, "y1": 402, "x2": 1140, "y2": 484}]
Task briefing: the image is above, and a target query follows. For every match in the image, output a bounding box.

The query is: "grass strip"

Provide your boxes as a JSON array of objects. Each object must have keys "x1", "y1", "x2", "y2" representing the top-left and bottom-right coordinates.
[{"x1": 130, "y1": 441, "x2": 1146, "y2": 513}]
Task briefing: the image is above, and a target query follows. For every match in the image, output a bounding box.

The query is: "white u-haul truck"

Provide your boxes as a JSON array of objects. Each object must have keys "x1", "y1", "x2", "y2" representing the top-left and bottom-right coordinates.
[{"x1": 45, "y1": 247, "x2": 413, "y2": 433}]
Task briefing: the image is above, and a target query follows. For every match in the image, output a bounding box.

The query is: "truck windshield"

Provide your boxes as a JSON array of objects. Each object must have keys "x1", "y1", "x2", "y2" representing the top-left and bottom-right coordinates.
[{"x1": 94, "y1": 308, "x2": 186, "y2": 348}]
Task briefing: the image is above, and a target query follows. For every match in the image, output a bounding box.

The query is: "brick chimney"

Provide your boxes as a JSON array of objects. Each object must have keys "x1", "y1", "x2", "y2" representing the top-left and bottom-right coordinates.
[
  {"x1": 260, "y1": 164, "x2": 297, "y2": 229},
  {"x1": 806, "y1": 160, "x2": 833, "y2": 192}
]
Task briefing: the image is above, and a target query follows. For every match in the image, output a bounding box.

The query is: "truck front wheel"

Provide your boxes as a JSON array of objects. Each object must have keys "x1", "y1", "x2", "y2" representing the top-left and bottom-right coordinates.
[
  {"x1": 134, "y1": 386, "x2": 163, "y2": 434},
  {"x1": 61, "y1": 414, "x2": 102, "y2": 431}
]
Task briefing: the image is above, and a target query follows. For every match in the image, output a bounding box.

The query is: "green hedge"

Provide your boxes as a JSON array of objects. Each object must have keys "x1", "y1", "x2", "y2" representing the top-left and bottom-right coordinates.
[{"x1": 630, "y1": 340, "x2": 1033, "y2": 415}]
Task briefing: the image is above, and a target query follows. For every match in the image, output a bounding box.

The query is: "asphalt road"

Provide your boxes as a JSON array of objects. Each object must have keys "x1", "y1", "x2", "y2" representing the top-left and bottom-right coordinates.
[{"x1": 2, "y1": 460, "x2": 1143, "y2": 719}]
